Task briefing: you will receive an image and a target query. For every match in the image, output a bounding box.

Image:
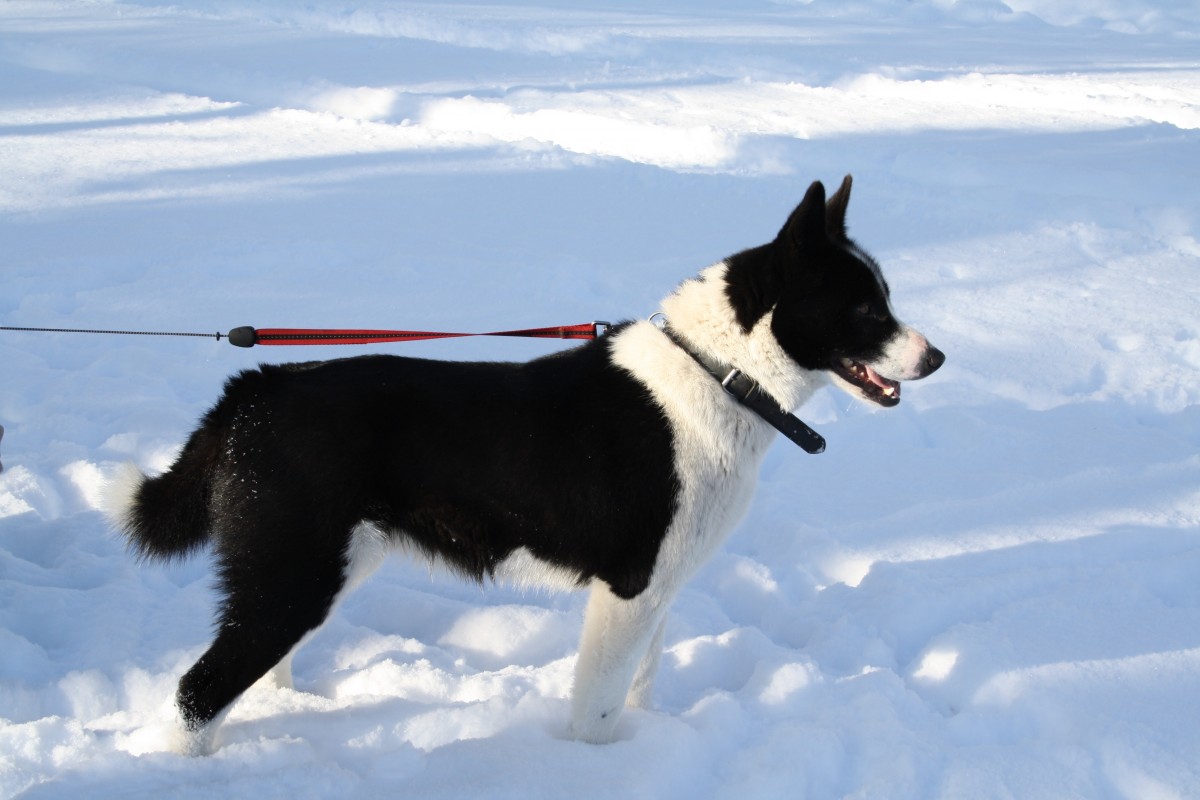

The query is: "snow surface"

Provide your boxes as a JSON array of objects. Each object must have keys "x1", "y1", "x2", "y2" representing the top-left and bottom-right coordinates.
[{"x1": 2, "y1": 0, "x2": 1199, "y2": 797}]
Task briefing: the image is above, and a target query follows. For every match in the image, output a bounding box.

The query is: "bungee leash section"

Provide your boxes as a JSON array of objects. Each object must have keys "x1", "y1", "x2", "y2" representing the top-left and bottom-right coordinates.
[
  {"x1": 227, "y1": 322, "x2": 608, "y2": 347},
  {"x1": 0, "y1": 322, "x2": 610, "y2": 347}
]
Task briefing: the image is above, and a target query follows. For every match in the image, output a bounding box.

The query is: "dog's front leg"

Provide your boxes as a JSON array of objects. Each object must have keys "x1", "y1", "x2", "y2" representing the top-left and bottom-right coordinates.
[
  {"x1": 625, "y1": 616, "x2": 667, "y2": 710},
  {"x1": 570, "y1": 581, "x2": 669, "y2": 743}
]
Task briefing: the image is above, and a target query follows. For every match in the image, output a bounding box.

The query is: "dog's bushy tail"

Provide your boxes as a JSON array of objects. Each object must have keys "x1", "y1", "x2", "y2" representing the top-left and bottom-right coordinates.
[{"x1": 104, "y1": 427, "x2": 221, "y2": 562}]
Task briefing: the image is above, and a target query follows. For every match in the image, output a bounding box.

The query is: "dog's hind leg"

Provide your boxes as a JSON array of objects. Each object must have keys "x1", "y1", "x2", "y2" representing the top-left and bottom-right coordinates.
[
  {"x1": 254, "y1": 524, "x2": 389, "y2": 694},
  {"x1": 570, "y1": 581, "x2": 672, "y2": 743},
  {"x1": 173, "y1": 524, "x2": 354, "y2": 755}
]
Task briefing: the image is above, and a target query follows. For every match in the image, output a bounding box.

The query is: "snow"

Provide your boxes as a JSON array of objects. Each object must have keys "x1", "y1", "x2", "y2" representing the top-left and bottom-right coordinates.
[{"x1": 2, "y1": 0, "x2": 1199, "y2": 796}]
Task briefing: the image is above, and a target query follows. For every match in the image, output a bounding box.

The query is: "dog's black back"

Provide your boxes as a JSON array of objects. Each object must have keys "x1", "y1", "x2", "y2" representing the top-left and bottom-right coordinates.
[{"x1": 124, "y1": 333, "x2": 682, "y2": 739}]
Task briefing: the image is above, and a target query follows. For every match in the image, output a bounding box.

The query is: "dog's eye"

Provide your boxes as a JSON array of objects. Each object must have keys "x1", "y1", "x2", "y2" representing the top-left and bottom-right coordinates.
[{"x1": 855, "y1": 303, "x2": 888, "y2": 322}]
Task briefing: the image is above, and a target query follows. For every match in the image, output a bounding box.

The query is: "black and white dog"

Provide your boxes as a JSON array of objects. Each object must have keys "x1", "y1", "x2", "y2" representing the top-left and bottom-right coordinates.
[{"x1": 107, "y1": 176, "x2": 943, "y2": 755}]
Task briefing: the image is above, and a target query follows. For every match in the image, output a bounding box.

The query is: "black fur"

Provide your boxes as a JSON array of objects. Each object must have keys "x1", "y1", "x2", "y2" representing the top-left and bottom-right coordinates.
[{"x1": 127, "y1": 328, "x2": 680, "y2": 733}]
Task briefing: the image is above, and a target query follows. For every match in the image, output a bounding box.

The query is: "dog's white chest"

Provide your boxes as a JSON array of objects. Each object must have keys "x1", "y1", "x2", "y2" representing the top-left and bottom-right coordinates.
[{"x1": 608, "y1": 322, "x2": 778, "y2": 586}]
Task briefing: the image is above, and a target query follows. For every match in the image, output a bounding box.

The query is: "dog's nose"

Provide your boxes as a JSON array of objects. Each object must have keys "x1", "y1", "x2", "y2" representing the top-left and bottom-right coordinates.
[{"x1": 922, "y1": 346, "x2": 945, "y2": 376}]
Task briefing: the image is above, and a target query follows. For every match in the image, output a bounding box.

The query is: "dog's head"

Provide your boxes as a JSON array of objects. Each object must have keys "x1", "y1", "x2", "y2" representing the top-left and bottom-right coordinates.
[{"x1": 725, "y1": 176, "x2": 944, "y2": 407}]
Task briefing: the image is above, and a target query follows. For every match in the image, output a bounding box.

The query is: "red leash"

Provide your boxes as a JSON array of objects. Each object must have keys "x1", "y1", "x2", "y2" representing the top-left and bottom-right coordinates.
[{"x1": 227, "y1": 322, "x2": 607, "y2": 347}]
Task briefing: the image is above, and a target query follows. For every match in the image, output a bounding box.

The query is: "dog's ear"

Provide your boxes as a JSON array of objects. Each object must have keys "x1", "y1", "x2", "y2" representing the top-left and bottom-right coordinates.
[
  {"x1": 779, "y1": 180, "x2": 828, "y2": 250},
  {"x1": 825, "y1": 175, "x2": 852, "y2": 239},
  {"x1": 728, "y1": 181, "x2": 828, "y2": 330}
]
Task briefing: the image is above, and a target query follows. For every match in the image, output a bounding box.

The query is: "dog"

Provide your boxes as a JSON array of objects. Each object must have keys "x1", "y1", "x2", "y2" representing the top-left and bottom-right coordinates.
[{"x1": 106, "y1": 176, "x2": 944, "y2": 755}]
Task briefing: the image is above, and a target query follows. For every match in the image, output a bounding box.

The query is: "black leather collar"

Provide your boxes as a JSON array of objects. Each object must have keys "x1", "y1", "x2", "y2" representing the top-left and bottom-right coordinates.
[{"x1": 661, "y1": 326, "x2": 826, "y2": 454}]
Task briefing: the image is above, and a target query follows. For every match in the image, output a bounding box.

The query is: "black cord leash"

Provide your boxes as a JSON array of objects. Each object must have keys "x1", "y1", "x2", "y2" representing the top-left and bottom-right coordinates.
[{"x1": 0, "y1": 325, "x2": 227, "y2": 341}]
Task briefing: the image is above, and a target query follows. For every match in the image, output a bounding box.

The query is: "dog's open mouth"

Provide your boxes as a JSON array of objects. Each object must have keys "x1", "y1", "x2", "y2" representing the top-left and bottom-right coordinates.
[{"x1": 832, "y1": 358, "x2": 901, "y2": 407}]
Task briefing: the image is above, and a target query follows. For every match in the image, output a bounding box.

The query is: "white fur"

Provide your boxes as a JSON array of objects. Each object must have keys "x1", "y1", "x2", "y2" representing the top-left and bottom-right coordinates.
[
  {"x1": 494, "y1": 547, "x2": 587, "y2": 593},
  {"x1": 625, "y1": 616, "x2": 667, "y2": 711},
  {"x1": 100, "y1": 461, "x2": 146, "y2": 532},
  {"x1": 872, "y1": 325, "x2": 934, "y2": 380},
  {"x1": 344, "y1": 522, "x2": 391, "y2": 590},
  {"x1": 568, "y1": 260, "x2": 815, "y2": 742}
]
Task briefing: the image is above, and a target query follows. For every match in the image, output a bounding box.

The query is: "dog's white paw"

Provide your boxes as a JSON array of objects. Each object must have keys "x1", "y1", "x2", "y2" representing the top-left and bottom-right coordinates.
[
  {"x1": 174, "y1": 720, "x2": 220, "y2": 757},
  {"x1": 568, "y1": 707, "x2": 623, "y2": 744}
]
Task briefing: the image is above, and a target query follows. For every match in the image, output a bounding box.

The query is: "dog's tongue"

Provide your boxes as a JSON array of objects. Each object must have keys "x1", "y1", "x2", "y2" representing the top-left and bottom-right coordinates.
[{"x1": 865, "y1": 365, "x2": 900, "y2": 397}]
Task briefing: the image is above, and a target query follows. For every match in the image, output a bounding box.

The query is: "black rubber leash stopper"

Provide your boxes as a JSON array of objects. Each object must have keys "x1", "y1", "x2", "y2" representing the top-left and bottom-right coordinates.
[{"x1": 227, "y1": 327, "x2": 258, "y2": 348}]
